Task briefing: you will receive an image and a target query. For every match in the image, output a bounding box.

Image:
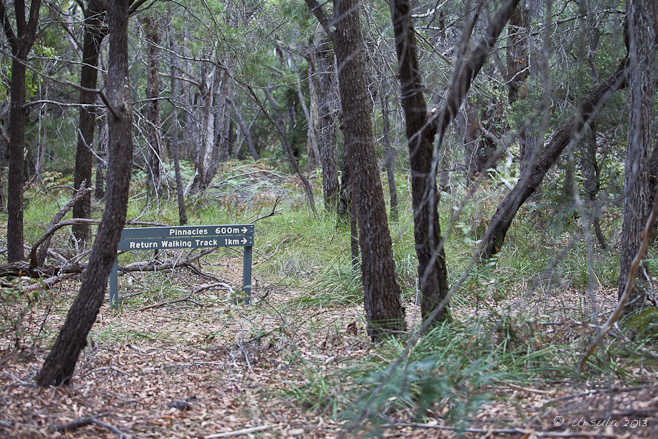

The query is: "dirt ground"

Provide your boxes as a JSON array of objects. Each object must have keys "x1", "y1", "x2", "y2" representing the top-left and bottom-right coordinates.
[{"x1": 1, "y1": 264, "x2": 658, "y2": 439}]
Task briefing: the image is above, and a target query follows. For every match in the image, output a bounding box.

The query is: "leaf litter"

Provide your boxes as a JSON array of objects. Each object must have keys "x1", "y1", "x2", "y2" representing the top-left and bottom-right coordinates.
[{"x1": 1, "y1": 260, "x2": 658, "y2": 438}]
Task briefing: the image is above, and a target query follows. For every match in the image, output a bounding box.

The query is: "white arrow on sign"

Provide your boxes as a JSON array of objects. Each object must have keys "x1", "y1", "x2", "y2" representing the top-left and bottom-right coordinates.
[
  {"x1": 242, "y1": 238, "x2": 247, "y2": 244},
  {"x1": 242, "y1": 227, "x2": 248, "y2": 233}
]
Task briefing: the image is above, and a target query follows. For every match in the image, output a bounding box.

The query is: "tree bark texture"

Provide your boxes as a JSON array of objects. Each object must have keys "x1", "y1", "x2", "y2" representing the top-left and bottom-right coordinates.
[
  {"x1": 479, "y1": 61, "x2": 628, "y2": 260},
  {"x1": 1, "y1": 0, "x2": 42, "y2": 262},
  {"x1": 230, "y1": 99, "x2": 259, "y2": 161},
  {"x1": 143, "y1": 14, "x2": 165, "y2": 192},
  {"x1": 619, "y1": 0, "x2": 656, "y2": 311},
  {"x1": 333, "y1": 0, "x2": 405, "y2": 337},
  {"x1": 506, "y1": 4, "x2": 530, "y2": 104},
  {"x1": 37, "y1": 0, "x2": 134, "y2": 386},
  {"x1": 73, "y1": 0, "x2": 107, "y2": 244},
  {"x1": 389, "y1": 0, "x2": 449, "y2": 323},
  {"x1": 304, "y1": 51, "x2": 321, "y2": 171},
  {"x1": 315, "y1": 38, "x2": 340, "y2": 212},
  {"x1": 381, "y1": 92, "x2": 399, "y2": 222},
  {"x1": 170, "y1": 33, "x2": 187, "y2": 226}
]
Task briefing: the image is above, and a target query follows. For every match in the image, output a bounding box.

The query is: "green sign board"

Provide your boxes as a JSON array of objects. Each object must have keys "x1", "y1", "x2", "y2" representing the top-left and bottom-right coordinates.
[{"x1": 109, "y1": 225, "x2": 254, "y2": 308}]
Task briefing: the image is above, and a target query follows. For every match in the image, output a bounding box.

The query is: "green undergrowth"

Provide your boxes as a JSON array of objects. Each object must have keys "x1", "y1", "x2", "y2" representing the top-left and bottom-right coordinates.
[{"x1": 3, "y1": 162, "x2": 653, "y2": 433}]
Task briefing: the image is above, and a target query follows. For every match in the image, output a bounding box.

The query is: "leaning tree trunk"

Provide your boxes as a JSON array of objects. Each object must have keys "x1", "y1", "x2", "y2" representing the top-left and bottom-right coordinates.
[
  {"x1": 73, "y1": 0, "x2": 107, "y2": 244},
  {"x1": 619, "y1": 0, "x2": 656, "y2": 312},
  {"x1": 391, "y1": 0, "x2": 520, "y2": 322},
  {"x1": 332, "y1": 0, "x2": 406, "y2": 337},
  {"x1": 479, "y1": 61, "x2": 628, "y2": 260},
  {"x1": 1, "y1": 0, "x2": 42, "y2": 262},
  {"x1": 37, "y1": 0, "x2": 134, "y2": 386}
]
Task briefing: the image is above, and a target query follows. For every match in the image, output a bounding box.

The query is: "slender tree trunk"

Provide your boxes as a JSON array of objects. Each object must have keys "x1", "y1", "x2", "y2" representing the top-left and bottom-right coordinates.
[
  {"x1": 73, "y1": 0, "x2": 107, "y2": 244},
  {"x1": 262, "y1": 88, "x2": 317, "y2": 214},
  {"x1": 170, "y1": 33, "x2": 187, "y2": 226},
  {"x1": 506, "y1": 4, "x2": 530, "y2": 104},
  {"x1": 1, "y1": 0, "x2": 43, "y2": 263},
  {"x1": 619, "y1": 0, "x2": 656, "y2": 311},
  {"x1": 479, "y1": 61, "x2": 628, "y2": 260},
  {"x1": 37, "y1": 0, "x2": 134, "y2": 387},
  {"x1": 187, "y1": 64, "x2": 217, "y2": 194},
  {"x1": 333, "y1": 0, "x2": 405, "y2": 337},
  {"x1": 315, "y1": 38, "x2": 340, "y2": 212},
  {"x1": 230, "y1": 99, "x2": 259, "y2": 161},
  {"x1": 216, "y1": 68, "x2": 231, "y2": 164},
  {"x1": 6, "y1": 58, "x2": 27, "y2": 262},
  {"x1": 391, "y1": 0, "x2": 520, "y2": 322},
  {"x1": 580, "y1": 123, "x2": 608, "y2": 250},
  {"x1": 143, "y1": 14, "x2": 165, "y2": 192},
  {"x1": 389, "y1": 0, "x2": 449, "y2": 323},
  {"x1": 381, "y1": 92, "x2": 399, "y2": 222},
  {"x1": 304, "y1": 51, "x2": 321, "y2": 171},
  {"x1": 94, "y1": 116, "x2": 107, "y2": 200}
]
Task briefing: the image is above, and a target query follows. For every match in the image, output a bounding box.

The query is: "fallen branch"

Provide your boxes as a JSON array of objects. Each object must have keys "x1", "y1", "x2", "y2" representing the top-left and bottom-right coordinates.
[
  {"x1": 137, "y1": 282, "x2": 234, "y2": 311},
  {"x1": 30, "y1": 183, "x2": 92, "y2": 269},
  {"x1": 205, "y1": 424, "x2": 277, "y2": 438},
  {"x1": 52, "y1": 416, "x2": 131, "y2": 439},
  {"x1": 578, "y1": 187, "x2": 658, "y2": 373}
]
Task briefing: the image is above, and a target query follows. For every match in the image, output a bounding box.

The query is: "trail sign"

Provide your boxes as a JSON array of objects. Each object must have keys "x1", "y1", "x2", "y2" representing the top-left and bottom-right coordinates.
[{"x1": 109, "y1": 225, "x2": 254, "y2": 308}]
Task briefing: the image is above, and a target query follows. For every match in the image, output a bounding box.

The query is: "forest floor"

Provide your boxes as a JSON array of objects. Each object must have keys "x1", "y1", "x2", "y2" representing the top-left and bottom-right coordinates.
[
  {"x1": 1, "y1": 164, "x2": 657, "y2": 438},
  {"x1": 1, "y1": 258, "x2": 657, "y2": 439}
]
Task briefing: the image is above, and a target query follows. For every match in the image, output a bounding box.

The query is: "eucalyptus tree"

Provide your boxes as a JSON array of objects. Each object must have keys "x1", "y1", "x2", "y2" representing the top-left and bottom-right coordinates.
[
  {"x1": 306, "y1": 0, "x2": 406, "y2": 336},
  {"x1": 72, "y1": 0, "x2": 108, "y2": 245},
  {"x1": 37, "y1": 0, "x2": 136, "y2": 387},
  {"x1": 618, "y1": 0, "x2": 656, "y2": 312},
  {"x1": 141, "y1": 12, "x2": 166, "y2": 192},
  {"x1": 389, "y1": 0, "x2": 520, "y2": 323},
  {"x1": 0, "y1": 0, "x2": 42, "y2": 262},
  {"x1": 478, "y1": 2, "x2": 630, "y2": 260}
]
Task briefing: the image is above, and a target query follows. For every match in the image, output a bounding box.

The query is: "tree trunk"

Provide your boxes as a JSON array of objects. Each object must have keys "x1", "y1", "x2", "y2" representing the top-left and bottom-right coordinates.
[
  {"x1": 230, "y1": 99, "x2": 259, "y2": 161},
  {"x1": 94, "y1": 116, "x2": 107, "y2": 200},
  {"x1": 37, "y1": 0, "x2": 134, "y2": 387},
  {"x1": 391, "y1": 0, "x2": 520, "y2": 322},
  {"x1": 479, "y1": 61, "x2": 628, "y2": 260},
  {"x1": 304, "y1": 51, "x2": 321, "y2": 171},
  {"x1": 1, "y1": 0, "x2": 43, "y2": 263},
  {"x1": 381, "y1": 92, "x2": 399, "y2": 222},
  {"x1": 187, "y1": 64, "x2": 217, "y2": 194},
  {"x1": 216, "y1": 67, "x2": 232, "y2": 163},
  {"x1": 619, "y1": 0, "x2": 656, "y2": 312},
  {"x1": 389, "y1": 0, "x2": 449, "y2": 323},
  {"x1": 6, "y1": 58, "x2": 27, "y2": 263},
  {"x1": 261, "y1": 88, "x2": 317, "y2": 214},
  {"x1": 332, "y1": 0, "x2": 406, "y2": 337},
  {"x1": 315, "y1": 38, "x2": 341, "y2": 213},
  {"x1": 579, "y1": 123, "x2": 608, "y2": 250},
  {"x1": 170, "y1": 32, "x2": 187, "y2": 226},
  {"x1": 506, "y1": 4, "x2": 530, "y2": 104},
  {"x1": 73, "y1": 0, "x2": 107, "y2": 244},
  {"x1": 142, "y1": 14, "x2": 165, "y2": 193}
]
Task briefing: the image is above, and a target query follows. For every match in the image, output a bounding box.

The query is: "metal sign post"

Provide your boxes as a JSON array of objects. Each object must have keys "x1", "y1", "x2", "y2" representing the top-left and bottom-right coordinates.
[{"x1": 109, "y1": 224, "x2": 254, "y2": 308}]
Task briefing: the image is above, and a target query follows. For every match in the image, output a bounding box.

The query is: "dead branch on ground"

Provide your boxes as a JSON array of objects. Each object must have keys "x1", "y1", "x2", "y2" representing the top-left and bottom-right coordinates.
[
  {"x1": 52, "y1": 415, "x2": 132, "y2": 439},
  {"x1": 137, "y1": 282, "x2": 234, "y2": 311}
]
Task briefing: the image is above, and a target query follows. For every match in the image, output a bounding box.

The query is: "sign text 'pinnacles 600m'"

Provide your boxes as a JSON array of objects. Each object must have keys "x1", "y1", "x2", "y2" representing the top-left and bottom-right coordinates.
[{"x1": 109, "y1": 225, "x2": 254, "y2": 308}]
